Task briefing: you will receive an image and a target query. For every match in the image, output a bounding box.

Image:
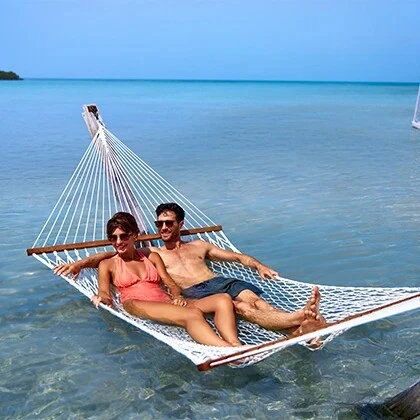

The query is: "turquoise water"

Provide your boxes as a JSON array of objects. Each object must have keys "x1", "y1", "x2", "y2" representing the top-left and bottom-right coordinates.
[{"x1": 1, "y1": 80, "x2": 419, "y2": 418}]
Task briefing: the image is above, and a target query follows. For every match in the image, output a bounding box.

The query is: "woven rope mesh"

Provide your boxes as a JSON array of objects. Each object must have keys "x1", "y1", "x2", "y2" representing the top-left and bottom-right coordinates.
[{"x1": 30, "y1": 113, "x2": 420, "y2": 368}]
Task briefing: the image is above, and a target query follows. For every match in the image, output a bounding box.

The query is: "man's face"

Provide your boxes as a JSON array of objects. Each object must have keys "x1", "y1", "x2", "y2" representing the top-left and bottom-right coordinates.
[{"x1": 155, "y1": 210, "x2": 183, "y2": 242}]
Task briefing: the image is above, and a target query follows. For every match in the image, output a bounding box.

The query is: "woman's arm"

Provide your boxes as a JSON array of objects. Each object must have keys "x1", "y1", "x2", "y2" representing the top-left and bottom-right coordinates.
[{"x1": 92, "y1": 260, "x2": 113, "y2": 307}]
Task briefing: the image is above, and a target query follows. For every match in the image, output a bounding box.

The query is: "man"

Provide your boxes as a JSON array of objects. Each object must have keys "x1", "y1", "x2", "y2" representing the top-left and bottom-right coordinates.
[{"x1": 55, "y1": 203, "x2": 326, "y2": 336}]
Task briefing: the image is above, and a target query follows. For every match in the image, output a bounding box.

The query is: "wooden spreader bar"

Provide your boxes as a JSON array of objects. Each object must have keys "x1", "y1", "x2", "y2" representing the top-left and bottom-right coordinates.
[{"x1": 27, "y1": 225, "x2": 222, "y2": 256}]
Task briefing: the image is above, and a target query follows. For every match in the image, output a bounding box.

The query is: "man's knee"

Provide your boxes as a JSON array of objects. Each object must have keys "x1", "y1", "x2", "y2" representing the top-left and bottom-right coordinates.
[
  {"x1": 233, "y1": 297, "x2": 273, "y2": 318},
  {"x1": 233, "y1": 300, "x2": 255, "y2": 318},
  {"x1": 254, "y1": 298, "x2": 273, "y2": 311},
  {"x1": 236, "y1": 289, "x2": 261, "y2": 306}
]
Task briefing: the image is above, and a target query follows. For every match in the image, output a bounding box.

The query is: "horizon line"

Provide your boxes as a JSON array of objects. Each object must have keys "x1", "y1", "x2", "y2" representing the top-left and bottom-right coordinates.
[{"x1": 11, "y1": 77, "x2": 420, "y2": 85}]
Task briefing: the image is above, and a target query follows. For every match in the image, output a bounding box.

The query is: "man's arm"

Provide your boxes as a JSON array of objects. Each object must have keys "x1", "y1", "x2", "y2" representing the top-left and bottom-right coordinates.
[
  {"x1": 53, "y1": 251, "x2": 116, "y2": 280},
  {"x1": 205, "y1": 242, "x2": 279, "y2": 280}
]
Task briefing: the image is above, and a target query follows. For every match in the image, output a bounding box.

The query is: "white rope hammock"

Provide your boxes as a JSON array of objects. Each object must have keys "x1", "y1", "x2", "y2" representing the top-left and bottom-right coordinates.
[{"x1": 28, "y1": 105, "x2": 420, "y2": 370}]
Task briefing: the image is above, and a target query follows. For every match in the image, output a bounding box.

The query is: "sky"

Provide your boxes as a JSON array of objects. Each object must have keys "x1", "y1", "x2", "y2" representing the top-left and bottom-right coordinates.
[{"x1": 1, "y1": 0, "x2": 419, "y2": 82}]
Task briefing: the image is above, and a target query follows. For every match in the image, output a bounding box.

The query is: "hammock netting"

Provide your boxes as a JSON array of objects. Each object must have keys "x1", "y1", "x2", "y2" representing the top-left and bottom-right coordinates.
[{"x1": 28, "y1": 105, "x2": 420, "y2": 370}]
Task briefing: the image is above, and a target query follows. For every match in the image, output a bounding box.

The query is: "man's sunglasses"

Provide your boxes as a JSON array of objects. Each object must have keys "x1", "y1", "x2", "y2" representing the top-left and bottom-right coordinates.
[
  {"x1": 154, "y1": 220, "x2": 176, "y2": 228},
  {"x1": 108, "y1": 233, "x2": 131, "y2": 242}
]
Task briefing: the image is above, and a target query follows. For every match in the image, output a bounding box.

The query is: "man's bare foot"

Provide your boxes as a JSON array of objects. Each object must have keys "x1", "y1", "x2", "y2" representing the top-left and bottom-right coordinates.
[
  {"x1": 303, "y1": 286, "x2": 324, "y2": 321},
  {"x1": 283, "y1": 286, "x2": 321, "y2": 336},
  {"x1": 293, "y1": 286, "x2": 327, "y2": 348}
]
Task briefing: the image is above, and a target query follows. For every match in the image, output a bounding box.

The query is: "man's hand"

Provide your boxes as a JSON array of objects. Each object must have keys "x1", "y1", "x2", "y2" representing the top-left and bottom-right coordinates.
[
  {"x1": 53, "y1": 262, "x2": 82, "y2": 280},
  {"x1": 257, "y1": 264, "x2": 279, "y2": 280}
]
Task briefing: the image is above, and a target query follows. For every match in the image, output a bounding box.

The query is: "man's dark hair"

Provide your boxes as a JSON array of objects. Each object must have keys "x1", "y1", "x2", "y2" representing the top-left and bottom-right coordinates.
[
  {"x1": 155, "y1": 203, "x2": 185, "y2": 222},
  {"x1": 107, "y1": 212, "x2": 140, "y2": 238}
]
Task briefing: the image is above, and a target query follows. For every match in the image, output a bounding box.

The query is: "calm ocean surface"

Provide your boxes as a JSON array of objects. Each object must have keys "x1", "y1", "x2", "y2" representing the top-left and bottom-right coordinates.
[{"x1": 1, "y1": 79, "x2": 419, "y2": 419}]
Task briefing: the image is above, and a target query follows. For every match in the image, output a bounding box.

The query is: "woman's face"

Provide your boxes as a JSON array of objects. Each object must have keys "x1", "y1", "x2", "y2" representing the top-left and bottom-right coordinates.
[{"x1": 108, "y1": 227, "x2": 135, "y2": 254}]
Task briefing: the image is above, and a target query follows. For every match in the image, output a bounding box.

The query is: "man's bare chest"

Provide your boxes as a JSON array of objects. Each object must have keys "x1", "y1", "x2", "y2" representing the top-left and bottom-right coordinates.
[{"x1": 159, "y1": 246, "x2": 206, "y2": 270}]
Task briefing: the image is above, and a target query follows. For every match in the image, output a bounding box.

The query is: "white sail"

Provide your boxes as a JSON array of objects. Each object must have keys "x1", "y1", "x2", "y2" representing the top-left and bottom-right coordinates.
[{"x1": 412, "y1": 85, "x2": 420, "y2": 129}]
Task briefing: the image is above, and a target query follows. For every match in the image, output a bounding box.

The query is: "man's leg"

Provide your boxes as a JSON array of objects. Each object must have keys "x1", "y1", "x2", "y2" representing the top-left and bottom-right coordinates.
[
  {"x1": 233, "y1": 290, "x2": 305, "y2": 331},
  {"x1": 233, "y1": 286, "x2": 325, "y2": 334}
]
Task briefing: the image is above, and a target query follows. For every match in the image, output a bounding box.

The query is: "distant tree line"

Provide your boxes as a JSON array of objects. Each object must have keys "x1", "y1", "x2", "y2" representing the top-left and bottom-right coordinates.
[{"x1": 0, "y1": 70, "x2": 22, "y2": 80}]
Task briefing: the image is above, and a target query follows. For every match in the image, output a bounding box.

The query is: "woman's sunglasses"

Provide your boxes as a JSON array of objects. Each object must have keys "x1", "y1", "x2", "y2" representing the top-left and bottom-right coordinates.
[
  {"x1": 108, "y1": 233, "x2": 131, "y2": 242},
  {"x1": 154, "y1": 220, "x2": 176, "y2": 228}
]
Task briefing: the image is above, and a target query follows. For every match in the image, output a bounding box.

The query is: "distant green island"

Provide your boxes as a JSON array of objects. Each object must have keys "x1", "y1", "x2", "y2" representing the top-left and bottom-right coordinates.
[{"x1": 0, "y1": 70, "x2": 22, "y2": 80}]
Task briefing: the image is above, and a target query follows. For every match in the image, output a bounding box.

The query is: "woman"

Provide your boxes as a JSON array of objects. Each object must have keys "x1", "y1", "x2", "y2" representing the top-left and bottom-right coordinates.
[{"x1": 93, "y1": 212, "x2": 241, "y2": 347}]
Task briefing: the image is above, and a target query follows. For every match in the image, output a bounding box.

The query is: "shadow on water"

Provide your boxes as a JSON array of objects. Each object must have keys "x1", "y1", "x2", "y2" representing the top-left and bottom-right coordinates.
[{"x1": 335, "y1": 380, "x2": 420, "y2": 419}]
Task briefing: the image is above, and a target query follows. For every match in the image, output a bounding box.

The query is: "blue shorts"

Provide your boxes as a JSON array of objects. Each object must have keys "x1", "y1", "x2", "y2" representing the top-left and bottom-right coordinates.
[{"x1": 182, "y1": 276, "x2": 263, "y2": 300}]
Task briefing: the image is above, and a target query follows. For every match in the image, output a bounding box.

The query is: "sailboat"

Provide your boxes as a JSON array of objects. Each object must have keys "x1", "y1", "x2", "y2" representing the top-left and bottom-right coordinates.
[{"x1": 412, "y1": 85, "x2": 420, "y2": 129}]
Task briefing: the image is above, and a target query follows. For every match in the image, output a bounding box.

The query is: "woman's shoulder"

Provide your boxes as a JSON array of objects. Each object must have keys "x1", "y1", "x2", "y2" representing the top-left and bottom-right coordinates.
[{"x1": 98, "y1": 255, "x2": 116, "y2": 269}]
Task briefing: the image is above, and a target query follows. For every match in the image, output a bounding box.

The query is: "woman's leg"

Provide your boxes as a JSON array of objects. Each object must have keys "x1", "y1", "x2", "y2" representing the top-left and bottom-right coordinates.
[
  {"x1": 123, "y1": 299, "x2": 232, "y2": 346},
  {"x1": 190, "y1": 294, "x2": 241, "y2": 346}
]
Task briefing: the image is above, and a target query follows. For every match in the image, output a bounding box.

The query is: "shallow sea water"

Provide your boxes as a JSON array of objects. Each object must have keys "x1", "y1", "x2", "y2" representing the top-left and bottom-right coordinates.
[{"x1": 0, "y1": 80, "x2": 419, "y2": 418}]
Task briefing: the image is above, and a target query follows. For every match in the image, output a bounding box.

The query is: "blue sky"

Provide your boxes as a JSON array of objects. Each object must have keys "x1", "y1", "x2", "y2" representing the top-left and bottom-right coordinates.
[{"x1": 2, "y1": 0, "x2": 419, "y2": 82}]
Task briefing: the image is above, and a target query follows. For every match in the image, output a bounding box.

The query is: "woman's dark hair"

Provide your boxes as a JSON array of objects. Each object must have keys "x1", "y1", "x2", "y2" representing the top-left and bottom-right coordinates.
[
  {"x1": 155, "y1": 203, "x2": 185, "y2": 222},
  {"x1": 107, "y1": 212, "x2": 140, "y2": 238}
]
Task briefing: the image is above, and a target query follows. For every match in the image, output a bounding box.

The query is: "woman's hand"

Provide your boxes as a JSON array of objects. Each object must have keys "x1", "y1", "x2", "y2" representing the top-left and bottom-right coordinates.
[
  {"x1": 91, "y1": 295, "x2": 112, "y2": 309},
  {"x1": 171, "y1": 296, "x2": 187, "y2": 307}
]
